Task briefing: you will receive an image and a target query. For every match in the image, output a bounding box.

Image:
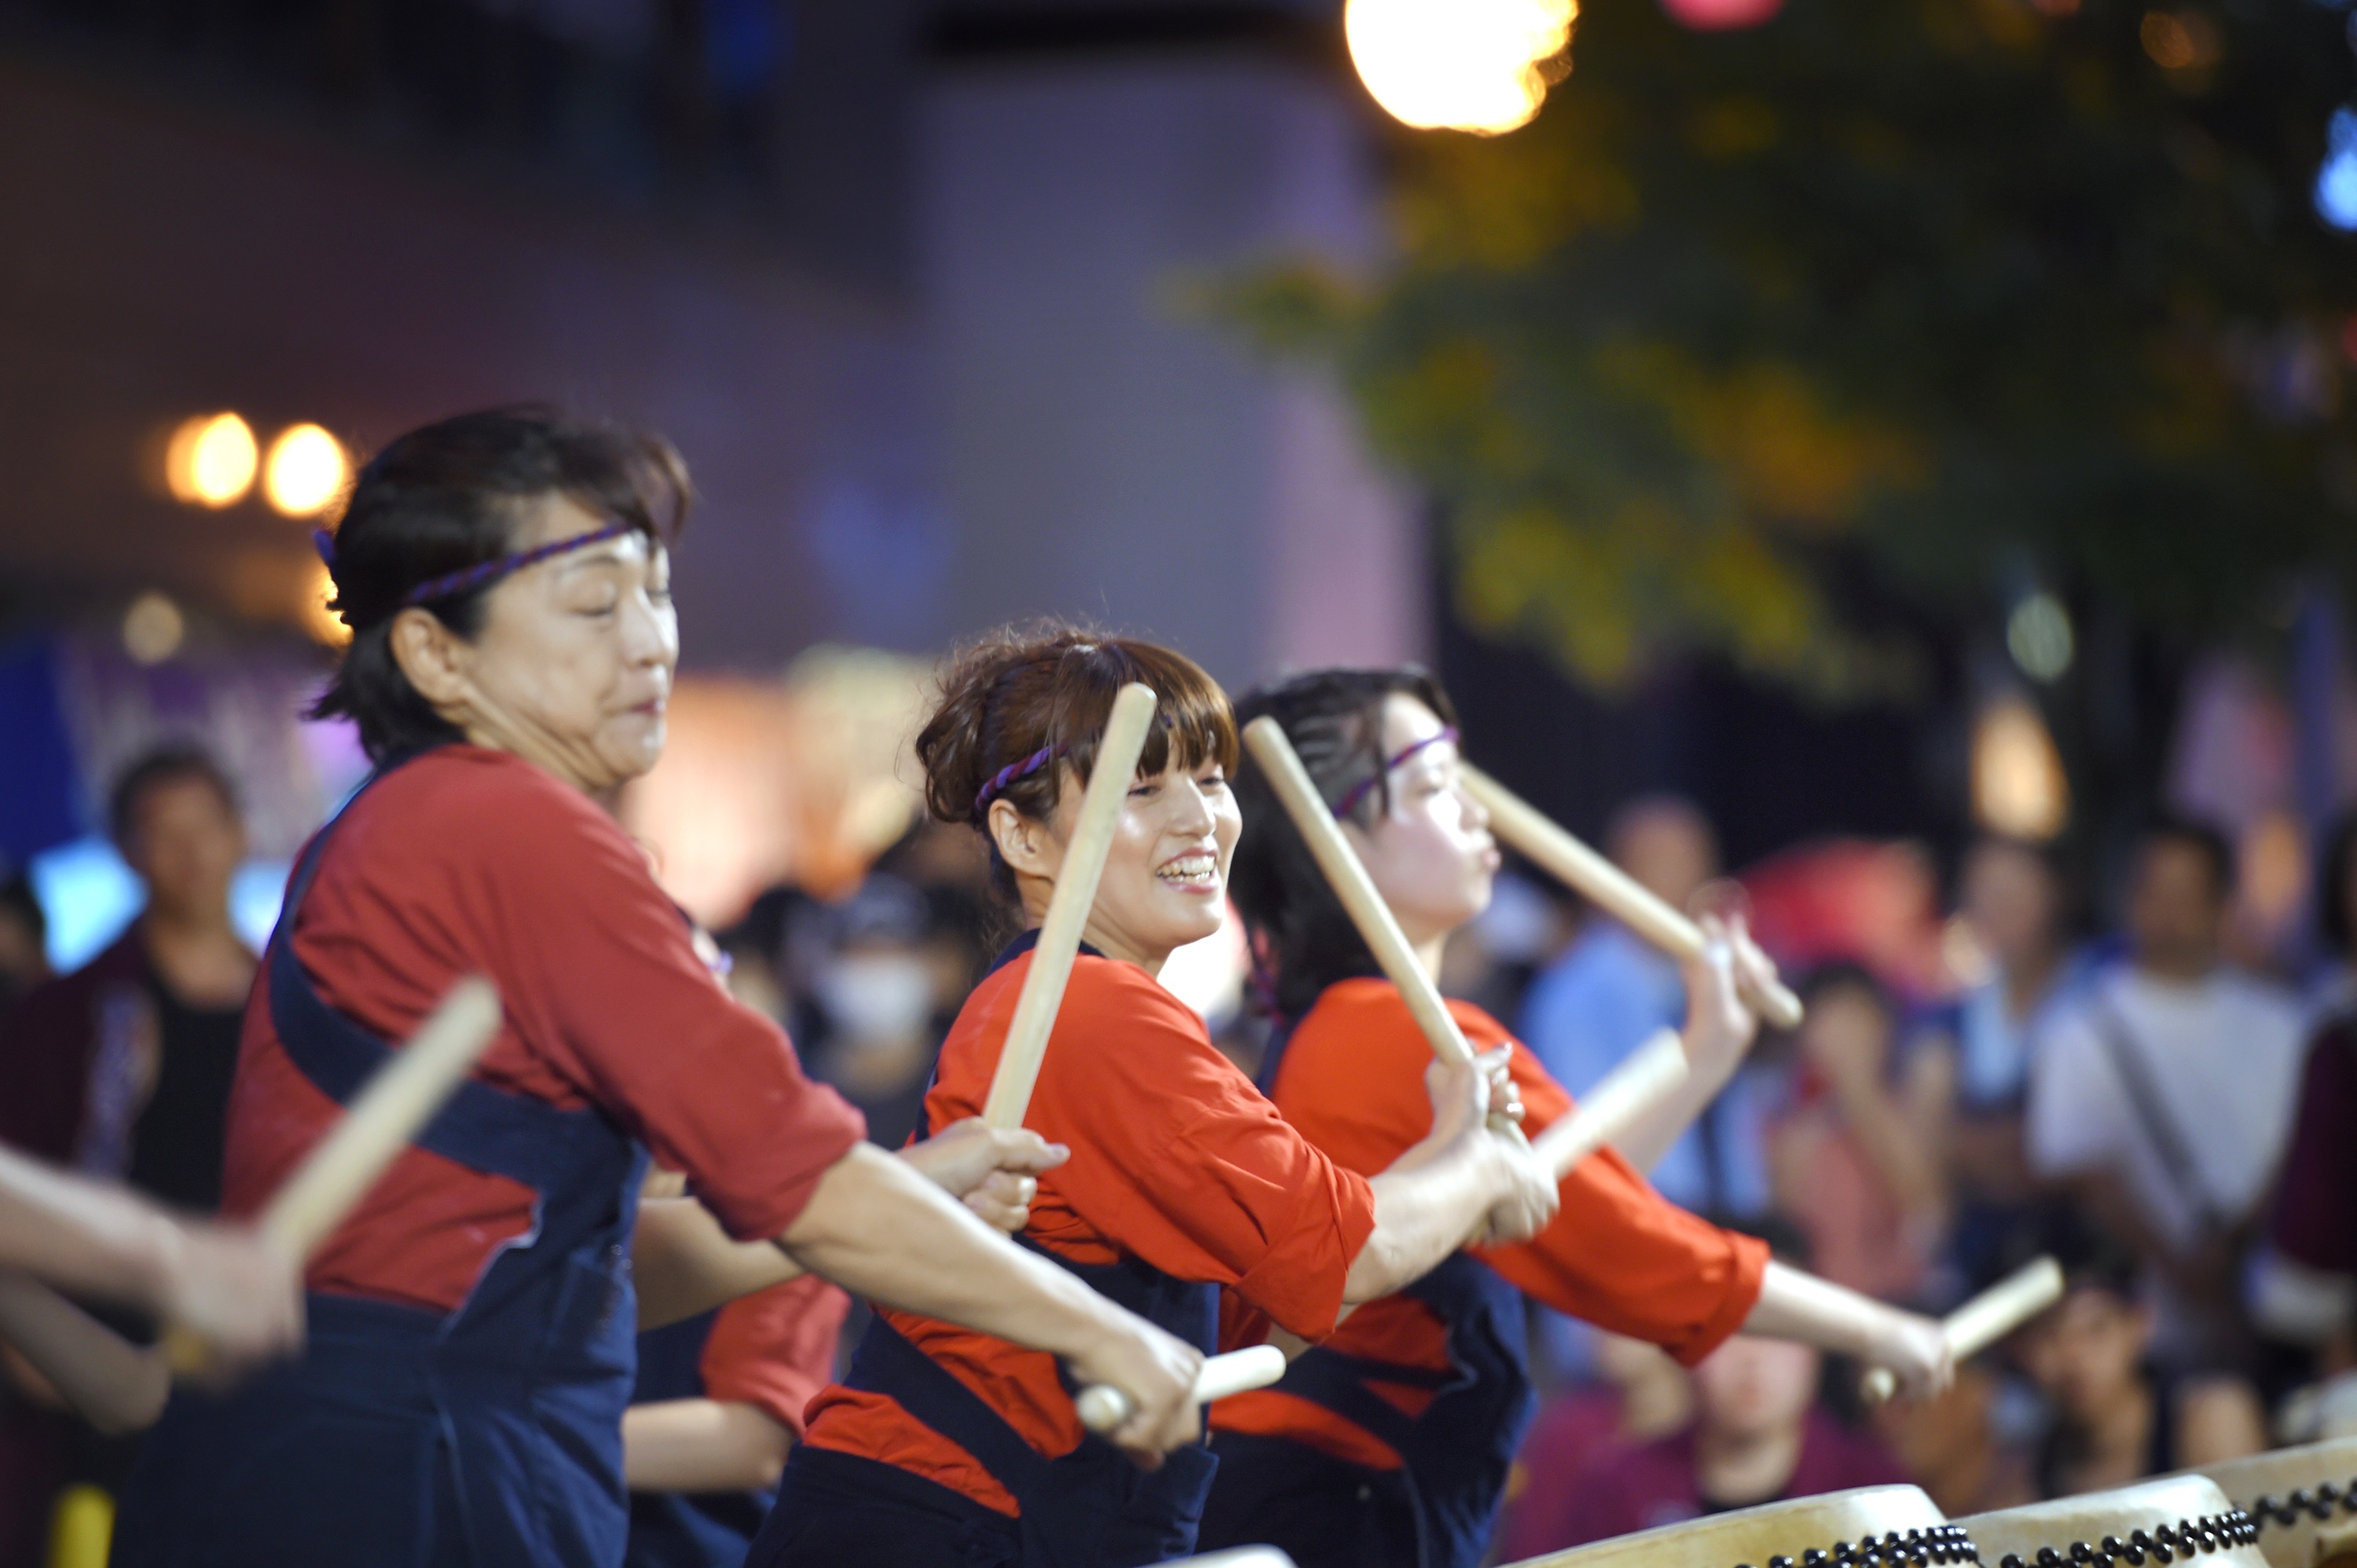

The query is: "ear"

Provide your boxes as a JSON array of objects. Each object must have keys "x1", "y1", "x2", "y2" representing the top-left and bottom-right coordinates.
[
  {"x1": 387, "y1": 606, "x2": 475, "y2": 714},
  {"x1": 987, "y1": 797, "x2": 1062, "y2": 882}
]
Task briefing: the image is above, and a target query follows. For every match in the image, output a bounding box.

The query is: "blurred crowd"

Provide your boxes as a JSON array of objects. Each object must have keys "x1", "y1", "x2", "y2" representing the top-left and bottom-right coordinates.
[
  {"x1": 1482, "y1": 802, "x2": 2357, "y2": 1558},
  {"x1": 2, "y1": 742, "x2": 2354, "y2": 1564}
]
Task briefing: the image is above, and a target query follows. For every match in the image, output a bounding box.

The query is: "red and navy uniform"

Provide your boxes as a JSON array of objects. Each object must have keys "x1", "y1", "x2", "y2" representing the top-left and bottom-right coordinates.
[
  {"x1": 1196, "y1": 980, "x2": 1769, "y2": 1568},
  {"x1": 626, "y1": 1273, "x2": 848, "y2": 1568},
  {"x1": 746, "y1": 933, "x2": 1378, "y2": 1568},
  {"x1": 109, "y1": 746, "x2": 865, "y2": 1567}
]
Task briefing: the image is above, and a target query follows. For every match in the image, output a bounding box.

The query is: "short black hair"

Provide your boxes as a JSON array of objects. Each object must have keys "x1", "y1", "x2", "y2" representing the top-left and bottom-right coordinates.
[
  {"x1": 1229, "y1": 667, "x2": 1459, "y2": 1020},
  {"x1": 310, "y1": 407, "x2": 692, "y2": 764},
  {"x1": 2137, "y1": 813, "x2": 2235, "y2": 905},
  {"x1": 108, "y1": 746, "x2": 238, "y2": 845},
  {"x1": 2319, "y1": 810, "x2": 2357, "y2": 958}
]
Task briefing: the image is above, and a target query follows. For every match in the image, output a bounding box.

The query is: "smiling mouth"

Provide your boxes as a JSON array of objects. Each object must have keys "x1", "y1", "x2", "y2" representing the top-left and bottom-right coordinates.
[{"x1": 1157, "y1": 852, "x2": 1219, "y2": 891}]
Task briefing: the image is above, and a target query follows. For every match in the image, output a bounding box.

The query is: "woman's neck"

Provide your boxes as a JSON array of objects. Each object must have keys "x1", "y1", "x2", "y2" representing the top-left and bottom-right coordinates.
[
  {"x1": 1412, "y1": 932, "x2": 1448, "y2": 984},
  {"x1": 1077, "y1": 920, "x2": 1168, "y2": 977},
  {"x1": 1694, "y1": 1420, "x2": 1805, "y2": 1508},
  {"x1": 1015, "y1": 887, "x2": 1170, "y2": 977}
]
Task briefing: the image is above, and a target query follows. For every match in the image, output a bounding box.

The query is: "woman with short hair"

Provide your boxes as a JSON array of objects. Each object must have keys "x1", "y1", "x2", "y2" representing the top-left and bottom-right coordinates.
[{"x1": 108, "y1": 409, "x2": 1203, "y2": 1568}]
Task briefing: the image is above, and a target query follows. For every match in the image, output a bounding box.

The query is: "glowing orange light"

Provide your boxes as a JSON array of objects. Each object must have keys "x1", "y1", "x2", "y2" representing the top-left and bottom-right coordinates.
[
  {"x1": 2140, "y1": 9, "x2": 2220, "y2": 71},
  {"x1": 263, "y1": 424, "x2": 349, "y2": 518},
  {"x1": 1345, "y1": 0, "x2": 1574, "y2": 135},
  {"x1": 1971, "y1": 694, "x2": 2069, "y2": 841},
  {"x1": 165, "y1": 413, "x2": 258, "y2": 508}
]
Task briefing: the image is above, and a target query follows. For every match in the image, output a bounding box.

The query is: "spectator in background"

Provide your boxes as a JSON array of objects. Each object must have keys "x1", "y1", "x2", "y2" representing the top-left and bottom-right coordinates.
[
  {"x1": 2014, "y1": 1209, "x2": 2265, "y2": 1497},
  {"x1": 1521, "y1": 795, "x2": 1771, "y2": 1220},
  {"x1": 1497, "y1": 1331, "x2": 1695, "y2": 1561},
  {"x1": 0, "y1": 747, "x2": 257, "y2": 1563},
  {"x1": 1541, "y1": 1218, "x2": 1906, "y2": 1547},
  {"x1": 2025, "y1": 818, "x2": 2304, "y2": 1363},
  {"x1": 0, "y1": 747, "x2": 254, "y2": 1205},
  {"x1": 1911, "y1": 838, "x2": 2079, "y2": 1287},
  {"x1": 0, "y1": 871, "x2": 47, "y2": 1020},
  {"x1": 794, "y1": 873, "x2": 955, "y2": 1152},
  {"x1": 2248, "y1": 809, "x2": 2357, "y2": 1383},
  {"x1": 1770, "y1": 965, "x2": 1950, "y2": 1305}
]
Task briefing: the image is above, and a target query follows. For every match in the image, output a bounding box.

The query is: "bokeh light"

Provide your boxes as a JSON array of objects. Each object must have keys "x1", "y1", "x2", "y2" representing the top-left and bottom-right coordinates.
[
  {"x1": 2317, "y1": 109, "x2": 2357, "y2": 233},
  {"x1": 262, "y1": 423, "x2": 349, "y2": 518},
  {"x1": 2139, "y1": 9, "x2": 2220, "y2": 71},
  {"x1": 1661, "y1": 0, "x2": 1783, "y2": 30},
  {"x1": 2005, "y1": 590, "x2": 2075, "y2": 683},
  {"x1": 1345, "y1": 0, "x2": 1575, "y2": 136},
  {"x1": 164, "y1": 412, "x2": 258, "y2": 507},
  {"x1": 121, "y1": 591, "x2": 185, "y2": 665},
  {"x1": 1972, "y1": 693, "x2": 2069, "y2": 841}
]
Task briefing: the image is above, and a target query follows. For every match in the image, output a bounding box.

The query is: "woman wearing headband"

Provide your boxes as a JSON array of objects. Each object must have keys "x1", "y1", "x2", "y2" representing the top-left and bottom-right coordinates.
[
  {"x1": 1194, "y1": 667, "x2": 1954, "y2": 1568},
  {"x1": 106, "y1": 411, "x2": 1203, "y2": 1568},
  {"x1": 749, "y1": 628, "x2": 1559, "y2": 1568}
]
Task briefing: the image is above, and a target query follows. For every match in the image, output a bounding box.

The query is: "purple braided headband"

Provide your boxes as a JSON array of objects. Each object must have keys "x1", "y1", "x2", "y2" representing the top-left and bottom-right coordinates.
[
  {"x1": 402, "y1": 519, "x2": 633, "y2": 606},
  {"x1": 314, "y1": 519, "x2": 636, "y2": 608},
  {"x1": 1332, "y1": 727, "x2": 1460, "y2": 821},
  {"x1": 973, "y1": 743, "x2": 1066, "y2": 819}
]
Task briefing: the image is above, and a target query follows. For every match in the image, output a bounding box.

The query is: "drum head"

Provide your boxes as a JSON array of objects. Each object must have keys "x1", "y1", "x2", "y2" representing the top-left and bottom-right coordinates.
[
  {"x1": 2184, "y1": 1438, "x2": 2357, "y2": 1568},
  {"x1": 1959, "y1": 1475, "x2": 2264, "y2": 1568},
  {"x1": 1501, "y1": 1485, "x2": 1959, "y2": 1568}
]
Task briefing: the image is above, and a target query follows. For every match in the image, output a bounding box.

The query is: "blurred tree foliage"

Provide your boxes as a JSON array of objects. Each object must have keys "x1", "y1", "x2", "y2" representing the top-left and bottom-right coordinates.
[{"x1": 1218, "y1": 0, "x2": 2357, "y2": 694}]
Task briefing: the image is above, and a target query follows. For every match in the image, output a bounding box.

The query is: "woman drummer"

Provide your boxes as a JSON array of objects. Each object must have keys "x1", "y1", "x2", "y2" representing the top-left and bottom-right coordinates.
[
  {"x1": 1194, "y1": 666, "x2": 1955, "y2": 1568},
  {"x1": 748, "y1": 626, "x2": 1560, "y2": 1568},
  {"x1": 106, "y1": 410, "x2": 1203, "y2": 1568}
]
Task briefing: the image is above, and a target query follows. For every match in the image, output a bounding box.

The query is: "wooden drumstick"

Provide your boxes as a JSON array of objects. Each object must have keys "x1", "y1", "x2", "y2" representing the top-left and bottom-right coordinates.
[
  {"x1": 1860, "y1": 1255, "x2": 2063, "y2": 1403},
  {"x1": 1075, "y1": 1343, "x2": 1288, "y2": 1434},
  {"x1": 1244, "y1": 716, "x2": 1477, "y2": 1071},
  {"x1": 1460, "y1": 764, "x2": 1805, "y2": 1031},
  {"x1": 167, "y1": 976, "x2": 503, "y2": 1372},
  {"x1": 1528, "y1": 1028, "x2": 1690, "y2": 1181},
  {"x1": 1244, "y1": 717, "x2": 1535, "y2": 1168},
  {"x1": 981, "y1": 683, "x2": 1160, "y2": 1130}
]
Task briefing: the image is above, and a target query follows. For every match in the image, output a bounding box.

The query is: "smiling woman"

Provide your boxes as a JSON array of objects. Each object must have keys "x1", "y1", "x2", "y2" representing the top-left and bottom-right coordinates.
[{"x1": 750, "y1": 626, "x2": 1561, "y2": 1568}]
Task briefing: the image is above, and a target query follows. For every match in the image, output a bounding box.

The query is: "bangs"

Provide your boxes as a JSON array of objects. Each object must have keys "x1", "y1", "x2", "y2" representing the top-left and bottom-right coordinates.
[
  {"x1": 1054, "y1": 638, "x2": 1239, "y2": 790},
  {"x1": 551, "y1": 424, "x2": 693, "y2": 548}
]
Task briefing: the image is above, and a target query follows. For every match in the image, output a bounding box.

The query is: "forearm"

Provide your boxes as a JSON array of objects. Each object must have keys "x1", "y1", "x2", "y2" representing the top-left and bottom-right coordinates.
[
  {"x1": 634, "y1": 1197, "x2": 803, "y2": 1331},
  {"x1": 1611, "y1": 1032, "x2": 1736, "y2": 1174},
  {"x1": 1741, "y1": 1259, "x2": 1915, "y2": 1361},
  {"x1": 1344, "y1": 1135, "x2": 1497, "y2": 1304},
  {"x1": 0, "y1": 1273, "x2": 170, "y2": 1434},
  {"x1": 621, "y1": 1398, "x2": 792, "y2": 1493},
  {"x1": 779, "y1": 1145, "x2": 1124, "y2": 1362},
  {"x1": 0, "y1": 1146, "x2": 179, "y2": 1313}
]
